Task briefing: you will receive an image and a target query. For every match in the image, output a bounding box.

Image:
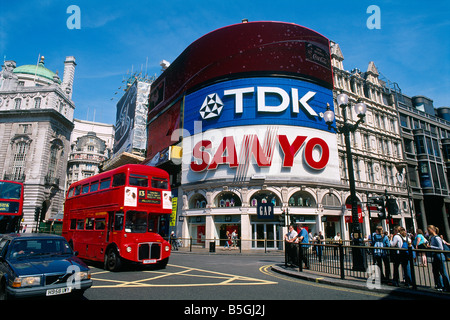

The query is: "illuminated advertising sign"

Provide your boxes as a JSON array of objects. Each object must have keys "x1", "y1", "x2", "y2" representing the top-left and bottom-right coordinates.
[
  {"x1": 181, "y1": 76, "x2": 339, "y2": 185},
  {"x1": 184, "y1": 77, "x2": 334, "y2": 134},
  {"x1": 182, "y1": 125, "x2": 339, "y2": 184}
]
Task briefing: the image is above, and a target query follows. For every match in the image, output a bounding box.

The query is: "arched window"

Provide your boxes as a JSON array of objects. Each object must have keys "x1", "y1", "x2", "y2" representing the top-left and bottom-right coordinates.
[
  {"x1": 189, "y1": 193, "x2": 207, "y2": 209},
  {"x1": 215, "y1": 192, "x2": 242, "y2": 207},
  {"x1": 288, "y1": 191, "x2": 315, "y2": 207},
  {"x1": 250, "y1": 190, "x2": 280, "y2": 207},
  {"x1": 321, "y1": 193, "x2": 341, "y2": 208}
]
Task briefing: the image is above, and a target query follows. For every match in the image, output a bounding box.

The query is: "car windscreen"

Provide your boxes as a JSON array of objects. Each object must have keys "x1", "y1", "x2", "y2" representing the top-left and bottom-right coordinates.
[{"x1": 8, "y1": 238, "x2": 73, "y2": 259}]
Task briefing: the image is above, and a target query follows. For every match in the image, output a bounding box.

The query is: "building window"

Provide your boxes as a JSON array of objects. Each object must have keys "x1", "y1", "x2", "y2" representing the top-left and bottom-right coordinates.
[
  {"x1": 288, "y1": 191, "x2": 315, "y2": 207},
  {"x1": 14, "y1": 98, "x2": 21, "y2": 110},
  {"x1": 12, "y1": 141, "x2": 29, "y2": 180},
  {"x1": 366, "y1": 161, "x2": 374, "y2": 182},
  {"x1": 34, "y1": 97, "x2": 41, "y2": 108},
  {"x1": 415, "y1": 136, "x2": 426, "y2": 154},
  {"x1": 250, "y1": 191, "x2": 280, "y2": 207},
  {"x1": 189, "y1": 193, "x2": 207, "y2": 209},
  {"x1": 399, "y1": 114, "x2": 408, "y2": 128},
  {"x1": 19, "y1": 124, "x2": 31, "y2": 134},
  {"x1": 47, "y1": 144, "x2": 61, "y2": 179},
  {"x1": 322, "y1": 193, "x2": 341, "y2": 208},
  {"x1": 215, "y1": 192, "x2": 242, "y2": 207}
]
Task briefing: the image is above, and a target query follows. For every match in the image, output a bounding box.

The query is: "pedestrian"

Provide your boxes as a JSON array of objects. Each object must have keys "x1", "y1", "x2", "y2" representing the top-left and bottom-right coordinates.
[
  {"x1": 440, "y1": 235, "x2": 450, "y2": 261},
  {"x1": 414, "y1": 229, "x2": 428, "y2": 267},
  {"x1": 316, "y1": 231, "x2": 324, "y2": 263},
  {"x1": 231, "y1": 229, "x2": 238, "y2": 249},
  {"x1": 284, "y1": 224, "x2": 298, "y2": 266},
  {"x1": 390, "y1": 226, "x2": 412, "y2": 287},
  {"x1": 297, "y1": 224, "x2": 310, "y2": 269},
  {"x1": 427, "y1": 225, "x2": 450, "y2": 292},
  {"x1": 170, "y1": 231, "x2": 178, "y2": 251},
  {"x1": 333, "y1": 232, "x2": 341, "y2": 257},
  {"x1": 224, "y1": 231, "x2": 231, "y2": 250},
  {"x1": 371, "y1": 226, "x2": 391, "y2": 283},
  {"x1": 399, "y1": 227, "x2": 413, "y2": 287}
]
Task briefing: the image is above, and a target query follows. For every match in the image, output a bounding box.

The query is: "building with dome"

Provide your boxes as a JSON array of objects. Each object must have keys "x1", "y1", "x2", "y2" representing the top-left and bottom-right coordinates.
[{"x1": 0, "y1": 55, "x2": 76, "y2": 231}]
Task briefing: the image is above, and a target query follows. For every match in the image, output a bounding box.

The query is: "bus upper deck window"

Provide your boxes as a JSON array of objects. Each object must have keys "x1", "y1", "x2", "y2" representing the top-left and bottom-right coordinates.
[
  {"x1": 74, "y1": 185, "x2": 81, "y2": 196},
  {"x1": 100, "y1": 178, "x2": 111, "y2": 190},
  {"x1": 82, "y1": 184, "x2": 89, "y2": 194},
  {"x1": 129, "y1": 174, "x2": 148, "y2": 187},
  {"x1": 151, "y1": 178, "x2": 168, "y2": 189},
  {"x1": 112, "y1": 173, "x2": 126, "y2": 187},
  {"x1": 90, "y1": 182, "x2": 99, "y2": 192},
  {"x1": 68, "y1": 188, "x2": 74, "y2": 198}
]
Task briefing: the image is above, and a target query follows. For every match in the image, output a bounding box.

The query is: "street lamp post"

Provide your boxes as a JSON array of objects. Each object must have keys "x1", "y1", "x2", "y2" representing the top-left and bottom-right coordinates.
[{"x1": 324, "y1": 93, "x2": 367, "y2": 271}]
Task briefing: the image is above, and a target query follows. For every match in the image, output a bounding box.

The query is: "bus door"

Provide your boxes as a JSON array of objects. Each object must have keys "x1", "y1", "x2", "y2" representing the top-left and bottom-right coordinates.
[{"x1": 104, "y1": 211, "x2": 123, "y2": 254}]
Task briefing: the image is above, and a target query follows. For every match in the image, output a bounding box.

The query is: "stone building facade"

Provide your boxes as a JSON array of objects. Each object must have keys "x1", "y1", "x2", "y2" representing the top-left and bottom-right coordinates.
[
  {"x1": 66, "y1": 119, "x2": 114, "y2": 190},
  {"x1": 0, "y1": 56, "x2": 76, "y2": 231}
]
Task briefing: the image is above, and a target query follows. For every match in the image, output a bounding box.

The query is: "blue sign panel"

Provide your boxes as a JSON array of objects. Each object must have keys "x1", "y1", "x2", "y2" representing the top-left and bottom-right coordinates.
[
  {"x1": 257, "y1": 202, "x2": 274, "y2": 219},
  {"x1": 183, "y1": 77, "x2": 334, "y2": 136}
]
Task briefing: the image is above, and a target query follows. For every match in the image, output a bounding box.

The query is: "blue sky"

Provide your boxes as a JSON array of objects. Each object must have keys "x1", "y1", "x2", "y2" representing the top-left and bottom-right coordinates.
[{"x1": 1, "y1": 0, "x2": 449, "y2": 125}]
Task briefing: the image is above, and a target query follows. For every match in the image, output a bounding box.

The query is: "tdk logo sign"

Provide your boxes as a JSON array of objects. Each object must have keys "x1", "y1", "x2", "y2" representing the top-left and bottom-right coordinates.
[
  {"x1": 184, "y1": 77, "x2": 334, "y2": 135},
  {"x1": 199, "y1": 86, "x2": 318, "y2": 120},
  {"x1": 199, "y1": 93, "x2": 224, "y2": 119}
]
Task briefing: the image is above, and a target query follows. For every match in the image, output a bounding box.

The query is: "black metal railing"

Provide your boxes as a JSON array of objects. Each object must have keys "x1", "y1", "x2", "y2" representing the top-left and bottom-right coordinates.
[{"x1": 285, "y1": 240, "x2": 450, "y2": 293}]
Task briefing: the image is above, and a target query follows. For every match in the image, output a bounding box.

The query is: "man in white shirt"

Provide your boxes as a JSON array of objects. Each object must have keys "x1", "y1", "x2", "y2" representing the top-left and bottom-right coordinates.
[{"x1": 285, "y1": 225, "x2": 298, "y2": 266}]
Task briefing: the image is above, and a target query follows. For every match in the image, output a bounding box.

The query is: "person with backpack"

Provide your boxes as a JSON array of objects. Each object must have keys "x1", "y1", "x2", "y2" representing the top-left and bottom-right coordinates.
[
  {"x1": 371, "y1": 226, "x2": 390, "y2": 283},
  {"x1": 390, "y1": 226, "x2": 413, "y2": 287},
  {"x1": 414, "y1": 229, "x2": 428, "y2": 267},
  {"x1": 427, "y1": 225, "x2": 450, "y2": 292}
]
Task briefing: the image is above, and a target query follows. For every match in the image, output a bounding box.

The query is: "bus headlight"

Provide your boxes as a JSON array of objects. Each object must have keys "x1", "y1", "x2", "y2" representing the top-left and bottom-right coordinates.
[
  {"x1": 165, "y1": 245, "x2": 170, "y2": 252},
  {"x1": 126, "y1": 246, "x2": 132, "y2": 253}
]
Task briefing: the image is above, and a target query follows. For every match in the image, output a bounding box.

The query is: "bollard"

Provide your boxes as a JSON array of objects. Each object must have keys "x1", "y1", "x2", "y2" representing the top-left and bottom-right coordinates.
[
  {"x1": 298, "y1": 243, "x2": 303, "y2": 272},
  {"x1": 339, "y1": 241, "x2": 345, "y2": 280},
  {"x1": 407, "y1": 242, "x2": 417, "y2": 290},
  {"x1": 190, "y1": 237, "x2": 192, "y2": 252}
]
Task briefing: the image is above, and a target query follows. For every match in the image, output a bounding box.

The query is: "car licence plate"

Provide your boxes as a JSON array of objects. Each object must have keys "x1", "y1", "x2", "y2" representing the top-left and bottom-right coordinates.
[
  {"x1": 143, "y1": 259, "x2": 156, "y2": 264},
  {"x1": 46, "y1": 287, "x2": 72, "y2": 296}
]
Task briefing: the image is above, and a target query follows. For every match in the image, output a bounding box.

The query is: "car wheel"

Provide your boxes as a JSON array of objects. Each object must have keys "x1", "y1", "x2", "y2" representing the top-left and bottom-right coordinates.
[
  {"x1": 0, "y1": 279, "x2": 10, "y2": 300},
  {"x1": 104, "y1": 247, "x2": 122, "y2": 272}
]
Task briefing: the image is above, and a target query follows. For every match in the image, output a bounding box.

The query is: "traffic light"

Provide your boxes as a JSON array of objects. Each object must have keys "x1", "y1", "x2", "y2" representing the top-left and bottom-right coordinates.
[
  {"x1": 386, "y1": 198, "x2": 399, "y2": 217},
  {"x1": 369, "y1": 197, "x2": 386, "y2": 219}
]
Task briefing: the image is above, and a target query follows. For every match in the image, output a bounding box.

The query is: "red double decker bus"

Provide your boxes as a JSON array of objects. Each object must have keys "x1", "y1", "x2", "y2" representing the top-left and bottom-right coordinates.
[
  {"x1": 62, "y1": 164, "x2": 172, "y2": 271},
  {"x1": 0, "y1": 180, "x2": 24, "y2": 234}
]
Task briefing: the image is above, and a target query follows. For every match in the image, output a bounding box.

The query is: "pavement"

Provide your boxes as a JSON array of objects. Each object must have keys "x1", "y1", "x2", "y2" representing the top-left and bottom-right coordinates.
[
  {"x1": 271, "y1": 264, "x2": 450, "y2": 300},
  {"x1": 172, "y1": 246, "x2": 450, "y2": 300}
]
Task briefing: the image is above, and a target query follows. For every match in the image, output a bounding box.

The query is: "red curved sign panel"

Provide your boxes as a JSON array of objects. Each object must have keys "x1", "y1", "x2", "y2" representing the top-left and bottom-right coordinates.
[{"x1": 148, "y1": 21, "x2": 333, "y2": 120}]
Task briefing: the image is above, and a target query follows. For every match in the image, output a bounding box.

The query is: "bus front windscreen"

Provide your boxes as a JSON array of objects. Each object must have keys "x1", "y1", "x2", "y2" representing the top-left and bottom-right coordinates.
[
  {"x1": 125, "y1": 211, "x2": 148, "y2": 233},
  {"x1": 0, "y1": 182, "x2": 22, "y2": 200}
]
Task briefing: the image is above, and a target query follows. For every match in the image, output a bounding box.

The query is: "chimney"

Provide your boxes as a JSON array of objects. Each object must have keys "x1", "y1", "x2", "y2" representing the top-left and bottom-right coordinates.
[{"x1": 62, "y1": 56, "x2": 76, "y2": 99}]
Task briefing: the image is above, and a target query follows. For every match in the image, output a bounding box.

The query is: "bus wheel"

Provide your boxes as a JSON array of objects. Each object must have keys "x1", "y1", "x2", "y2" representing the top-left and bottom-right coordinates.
[
  {"x1": 104, "y1": 247, "x2": 122, "y2": 272},
  {"x1": 157, "y1": 257, "x2": 169, "y2": 269}
]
